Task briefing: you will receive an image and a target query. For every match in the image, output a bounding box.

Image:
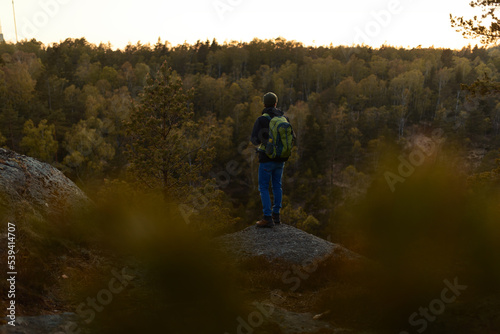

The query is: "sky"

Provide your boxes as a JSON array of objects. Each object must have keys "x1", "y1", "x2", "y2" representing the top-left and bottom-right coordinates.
[{"x1": 0, "y1": 0, "x2": 487, "y2": 50}]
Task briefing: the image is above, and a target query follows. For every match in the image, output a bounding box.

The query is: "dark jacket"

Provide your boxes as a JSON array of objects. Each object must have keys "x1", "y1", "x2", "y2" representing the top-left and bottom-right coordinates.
[{"x1": 251, "y1": 107, "x2": 292, "y2": 163}]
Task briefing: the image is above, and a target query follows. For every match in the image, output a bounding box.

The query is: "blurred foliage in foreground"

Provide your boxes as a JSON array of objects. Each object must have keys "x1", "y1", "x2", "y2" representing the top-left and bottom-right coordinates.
[
  {"x1": 320, "y1": 148, "x2": 500, "y2": 333},
  {"x1": 0, "y1": 150, "x2": 499, "y2": 333},
  {"x1": 80, "y1": 188, "x2": 248, "y2": 334},
  {"x1": 0, "y1": 184, "x2": 248, "y2": 333}
]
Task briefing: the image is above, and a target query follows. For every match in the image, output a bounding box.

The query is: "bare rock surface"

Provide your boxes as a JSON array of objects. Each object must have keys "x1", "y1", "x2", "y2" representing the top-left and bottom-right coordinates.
[
  {"x1": 0, "y1": 313, "x2": 86, "y2": 334},
  {"x1": 0, "y1": 148, "x2": 91, "y2": 220},
  {"x1": 0, "y1": 150, "x2": 93, "y2": 333},
  {"x1": 216, "y1": 224, "x2": 362, "y2": 265},
  {"x1": 236, "y1": 302, "x2": 358, "y2": 334},
  {"x1": 268, "y1": 305, "x2": 342, "y2": 334}
]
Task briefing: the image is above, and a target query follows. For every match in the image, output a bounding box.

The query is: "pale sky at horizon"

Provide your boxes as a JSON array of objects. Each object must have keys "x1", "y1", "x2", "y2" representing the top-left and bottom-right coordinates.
[{"x1": 0, "y1": 0, "x2": 489, "y2": 50}]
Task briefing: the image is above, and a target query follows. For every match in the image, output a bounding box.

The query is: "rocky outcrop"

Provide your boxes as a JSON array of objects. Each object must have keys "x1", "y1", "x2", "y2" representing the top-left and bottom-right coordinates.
[
  {"x1": 216, "y1": 224, "x2": 363, "y2": 265},
  {"x1": 0, "y1": 148, "x2": 91, "y2": 220},
  {"x1": 0, "y1": 149, "x2": 92, "y2": 334},
  {"x1": 217, "y1": 225, "x2": 365, "y2": 334}
]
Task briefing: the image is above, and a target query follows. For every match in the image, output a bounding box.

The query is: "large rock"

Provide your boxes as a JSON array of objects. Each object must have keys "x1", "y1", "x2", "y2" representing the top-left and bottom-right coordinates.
[
  {"x1": 216, "y1": 224, "x2": 362, "y2": 265},
  {"x1": 0, "y1": 149, "x2": 92, "y2": 332},
  {"x1": 0, "y1": 148, "x2": 91, "y2": 220},
  {"x1": 217, "y1": 225, "x2": 365, "y2": 334}
]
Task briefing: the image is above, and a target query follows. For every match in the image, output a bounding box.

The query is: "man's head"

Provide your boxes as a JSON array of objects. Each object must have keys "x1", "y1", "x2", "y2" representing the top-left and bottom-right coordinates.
[{"x1": 263, "y1": 92, "x2": 278, "y2": 108}]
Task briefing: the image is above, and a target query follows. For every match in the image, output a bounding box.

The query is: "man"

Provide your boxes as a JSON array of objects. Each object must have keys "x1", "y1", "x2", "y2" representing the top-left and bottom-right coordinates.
[{"x1": 251, "y1": 92, "x2": 293, "y2": 228}]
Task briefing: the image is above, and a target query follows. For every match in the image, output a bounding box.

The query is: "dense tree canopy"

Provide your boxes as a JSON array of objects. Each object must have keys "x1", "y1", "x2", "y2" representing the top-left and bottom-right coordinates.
[{"x1": 0, "y1": 37, "x2": 499, "y2": 227}]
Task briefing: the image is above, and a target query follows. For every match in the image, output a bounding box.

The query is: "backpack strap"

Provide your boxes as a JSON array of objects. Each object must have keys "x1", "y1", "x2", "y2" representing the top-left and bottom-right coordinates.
[{"x1": 257, "y1": 114, "x2": 272, "y2": 153}]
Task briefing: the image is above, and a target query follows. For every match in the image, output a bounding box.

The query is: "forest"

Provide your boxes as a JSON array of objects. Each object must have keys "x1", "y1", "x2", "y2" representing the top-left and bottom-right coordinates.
[
  {"x1": 2, "y1": 35, "x2": 500, "y2": 333},
  {"x1": 1, "y1": 37, "x2": 500, "y2": 235}
]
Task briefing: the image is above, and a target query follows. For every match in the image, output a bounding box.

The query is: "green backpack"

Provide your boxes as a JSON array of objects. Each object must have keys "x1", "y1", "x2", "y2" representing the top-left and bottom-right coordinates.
[{"x1": 259, "y1": 113, "x2": 294, "y2": 159}]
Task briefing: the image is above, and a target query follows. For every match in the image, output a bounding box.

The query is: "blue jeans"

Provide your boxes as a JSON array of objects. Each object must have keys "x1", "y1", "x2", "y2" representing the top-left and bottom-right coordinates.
[{"x1": 258, "y1": 162, "x2": 285, "y2": 218}]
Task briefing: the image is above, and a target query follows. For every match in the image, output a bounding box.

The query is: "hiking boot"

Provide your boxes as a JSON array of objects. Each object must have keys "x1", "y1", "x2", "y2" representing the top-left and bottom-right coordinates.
[
  {"x1": 256, "y1": 217, "x2": 274, "y2": 228},
  {"x1": 272, "y1": 213, "x2": 281, "y2": 225}
]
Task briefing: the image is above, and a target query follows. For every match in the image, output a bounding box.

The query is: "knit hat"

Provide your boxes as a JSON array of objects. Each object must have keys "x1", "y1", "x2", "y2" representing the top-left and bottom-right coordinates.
[{"x1": 263, "y1": 92, "x2": 278, "y2": 107}]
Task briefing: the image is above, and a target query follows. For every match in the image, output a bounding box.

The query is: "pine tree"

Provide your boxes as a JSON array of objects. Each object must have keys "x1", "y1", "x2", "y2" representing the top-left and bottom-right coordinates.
[
  {"x1": 125, "y1": 62, "x2": 213, "y2": 201},
  {"x1": 451, "y1": 1, "x2": 500, "y2": 45}
]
